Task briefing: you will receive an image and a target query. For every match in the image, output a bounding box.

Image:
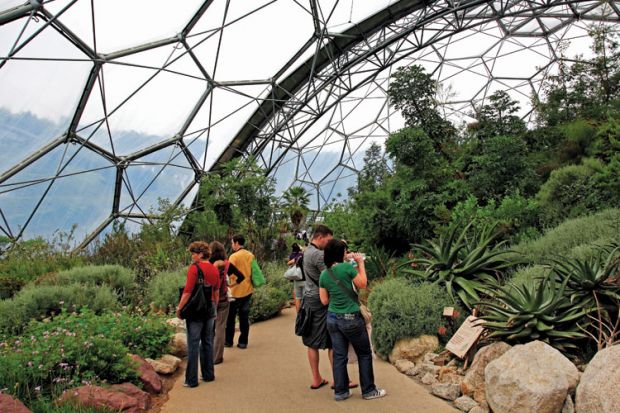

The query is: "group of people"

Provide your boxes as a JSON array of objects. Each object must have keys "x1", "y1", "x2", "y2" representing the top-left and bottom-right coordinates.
[
  {"x1": 289, "y1": 224, "x2": 387, "y2": 401},
  {"x1": 176, "y1": 234, "x2": 255, "y2": 388},
  {"x1": 177, "y1": 225, "x2": 386, "y2": 402}
]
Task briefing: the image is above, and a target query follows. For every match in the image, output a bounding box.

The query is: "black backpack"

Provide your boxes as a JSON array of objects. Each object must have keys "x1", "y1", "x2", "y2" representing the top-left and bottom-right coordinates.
[{"x1": 179, "y1": 263, "x2": 213, "y2": 320}]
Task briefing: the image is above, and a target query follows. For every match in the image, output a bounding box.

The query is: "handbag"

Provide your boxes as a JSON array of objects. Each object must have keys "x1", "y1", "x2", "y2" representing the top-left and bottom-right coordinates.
[
  {"x1": 178, "y1": 263, "x2": 213, "y2": 321},
  {"x1": 251, "y1": 259, "x2": 266, "y2": 287},
  {"x1": 284, "y1": 265, "x2": 303, "y2": 281},
  {"x1": 326, "y1": 268, "x2": 372, "y2": 325}
]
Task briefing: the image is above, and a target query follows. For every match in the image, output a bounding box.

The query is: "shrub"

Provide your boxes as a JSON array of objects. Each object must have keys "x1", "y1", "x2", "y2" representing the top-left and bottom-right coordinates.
[
  {"x1": 0, "y1": 276, "x2": 25, "y2": 299},
  {"x1": 0, "y1": 284, "x2": 119, "y2": 334},
  {"x1": 146, "y1": 268, "x2": 186, "y2": 311},
  {"x1": 514, "y1": 208, "x2": 620, "y2": 263},
  {"x1": 509, "y1": 265, "x2": 550, "y2": 286},
  {"x1": 249, "y1": 286, "x2": 289, "y2": 323},
  {"x1": 261, "y1": 260, "x2": 292, "y2": 298},
  {"x1": 38, "y1": 265, "x2": 135, "y2": 305},
  {"x1": 368, "y1": 278, "x2": 457, "y2": 358}
]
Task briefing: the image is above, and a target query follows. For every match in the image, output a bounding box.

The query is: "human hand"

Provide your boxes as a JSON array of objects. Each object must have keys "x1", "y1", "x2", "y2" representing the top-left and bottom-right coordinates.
[
  {"x1": 176, "y1": 308, "x2": 182, "y2": 319},
  {"x1": 350, "y1": 252, "x2": 365, "y2": 263}
]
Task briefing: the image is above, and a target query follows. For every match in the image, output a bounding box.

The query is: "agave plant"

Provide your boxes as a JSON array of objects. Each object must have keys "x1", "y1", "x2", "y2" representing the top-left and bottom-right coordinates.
[
  {"x1": 402, "y1": 222, "x2": 517, "y2": 309},
  {"x1": 365, "y1": 245, "x2": 397, "y2": 280},
  {"x1": 479, "y1": 276, "x2": 588, "y2": 352}
]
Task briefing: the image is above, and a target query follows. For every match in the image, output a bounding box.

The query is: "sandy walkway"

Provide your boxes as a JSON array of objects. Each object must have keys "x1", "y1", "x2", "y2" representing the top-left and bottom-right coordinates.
[{"x1": 161, "y1": 307, "x2": 458, "y2": 413}]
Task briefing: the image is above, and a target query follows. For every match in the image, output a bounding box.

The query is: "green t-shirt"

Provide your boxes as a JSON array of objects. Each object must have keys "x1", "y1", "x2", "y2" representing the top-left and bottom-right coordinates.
[{"x1": 319, "y1": 262, "x2": 359, "y2": 314}]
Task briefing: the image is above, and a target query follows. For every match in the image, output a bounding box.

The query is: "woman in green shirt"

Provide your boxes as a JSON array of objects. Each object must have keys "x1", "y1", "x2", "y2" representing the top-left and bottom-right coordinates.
[{"x1": 319, "y1": 239, "x2": 387, "y2": 401}]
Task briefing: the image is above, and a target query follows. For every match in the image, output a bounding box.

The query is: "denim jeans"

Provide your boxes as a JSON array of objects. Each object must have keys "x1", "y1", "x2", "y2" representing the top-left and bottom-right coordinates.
[
  {"x1": 326, "y1": 312, "x2": 377, "y2": 397},
  {"x1": 185, "y1": 306, "x2": 217, "y2": 386},
  {"x1": 225, "y1": 294, "x2": 252, "y2": 346}
]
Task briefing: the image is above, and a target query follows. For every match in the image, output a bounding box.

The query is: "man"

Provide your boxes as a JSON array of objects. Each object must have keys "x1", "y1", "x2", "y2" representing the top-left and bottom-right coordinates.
[
  {"x1": 226, "y1": 234, "x2": 254, "y2": 349},
  {"x1": 302, "y1": 224, "x2": 357, "y2": 390}
]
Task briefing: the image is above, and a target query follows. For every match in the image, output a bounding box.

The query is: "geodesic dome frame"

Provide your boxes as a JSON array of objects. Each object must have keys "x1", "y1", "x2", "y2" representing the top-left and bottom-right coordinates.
[{"x1": 0, "y1": 0, "x2": 618, "y2": 250}]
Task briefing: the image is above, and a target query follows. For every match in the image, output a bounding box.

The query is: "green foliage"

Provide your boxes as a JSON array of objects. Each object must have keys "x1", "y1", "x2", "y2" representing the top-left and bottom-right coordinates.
[
  {"x1": 39, "y1": 265, "x2": 135, "y2": 305},
  {"x1": 509, "y1": 265, "x2": 550, "y2": 287},
  {"x1": 261, "y1": 260, "x2": 292, "y2": 298},
  {"x1": 282, "y1": 186, "x2": 310, "y2": 232},
  {"x1": 0, "y1": 276, "x2": 25, "y2": 299},
  {"x1": 469, "y1": 90, "x2": 526, "y2": 141},
  {"x1": 385, "y1": 127, "x2": 438, "y2": 172},
  {"x1": 514, "y1": 208, "x2": 620, "y2": 263},
  {"x1": 405, "y1": 223, "x2": 516, "y2": 309},
  {"x1": 558, "y1": 119, "x2": 596, "y2": 163},
  {"x1": 368, "y1": 278, "x2": 458, "y2": 358},
  {"x1": 146, "y1": 268, "x2": 186, "y2": 311},
  {"x1": 89, "y1": 222, "x2": 138, "y2": 269},
  {"x1": 0, "y1": 284, "x2": 119, "y2": 334},
  {"x1": 479, "y1": 276, "x2": 587, "y2": 352},
  {"x1": 357, "y1": 142, "x2": 390, "y2": 192},
  {"x1": 249, "y1": 286, "x2": 289, "y2": 323},
  {"x1": 320, "y1": 202, "x2": 365, "y2": 248},
  {"x1": 364, "y1": 246, "x2": 397, "y2": 280}
]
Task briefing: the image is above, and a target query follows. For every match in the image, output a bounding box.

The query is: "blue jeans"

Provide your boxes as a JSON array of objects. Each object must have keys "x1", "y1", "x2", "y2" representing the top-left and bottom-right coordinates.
[
  {"x1": 185, "y1": 306, "x2": 217, "y2": 386},
  {"x1": 326, "y1": 312, "x2": 377, "y2": 397}
]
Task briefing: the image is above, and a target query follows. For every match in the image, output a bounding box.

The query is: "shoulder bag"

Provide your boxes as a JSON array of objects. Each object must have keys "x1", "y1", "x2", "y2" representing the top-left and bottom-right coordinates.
[
  {"x1": 251, "y1": 258, "x2": 266, "y2": 287},
  {"x1": 284, "y1": 255, "x2": 304, "y2": 281},
  {"x1": 179, "y1": 263, "x2": 213, "y2": 320},
  {"x1": 326, "y1": 267, "x2": 372, "y2": 324}
]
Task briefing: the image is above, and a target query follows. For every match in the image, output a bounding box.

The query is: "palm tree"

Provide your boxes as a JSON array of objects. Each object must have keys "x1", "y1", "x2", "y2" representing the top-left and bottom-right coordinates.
[{"x1": 282, "y1": 186, "x2": 310, "y2": 233}]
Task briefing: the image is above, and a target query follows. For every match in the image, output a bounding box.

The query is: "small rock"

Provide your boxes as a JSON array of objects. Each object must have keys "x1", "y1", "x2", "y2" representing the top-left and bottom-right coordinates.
[
  {"x1": 446, "y1": 358, "x2": 458, "y2": 367},
  {"x1": 576, "y1": 345, "x2": 620, "y2": 413},
  {"x1": 470, "y1": 407, "x2": 489, "y2": 413},
  {"x1": 421, "y1": 372, "x2": 438, "y2": 385},
  {"x1": 129, "y1": 354, "x2": 163, "y2": 394},
  {"x1": 146, "y1": 354, "x2": 181, "y2": 375},
  {"x1": 418, "y1": 362, "x2": 441, "y2": 376},
  {"x1": 389, "y1": 335, "x2": 439, "y2": 364},
  {"x1": 431, "y1": 383, "x2": 461, "y2": 401},
  {"x1": 58, "y1": 384, "x2": 149, "y2": 413},
  {"x1": 166, "y1": 317, "x2": 186, "y2": 333},
  {"x1": 0, "y1": 394, "x2": 31, "y2": 413},
  {"x1": 562, "y1": 394, "x2": 575, "y2": 413},
  {"x1": 424, "y1": 352, "x2": 439, "y2": 363},
  {"x1": 169, "y1": 333, "x2": 188, "y2": 357},
  {"x1": 394, "y1": 359, "x2": 416, "y2": 374},
  {"x1": 454, "y1": 395, "x2": 479, "y2": 412},
  {"x1": 438, "y1": 366, "x2": 463, "y2": 385}
]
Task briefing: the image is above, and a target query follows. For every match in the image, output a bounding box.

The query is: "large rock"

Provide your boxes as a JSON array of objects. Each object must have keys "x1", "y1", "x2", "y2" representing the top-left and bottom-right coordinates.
[
  {"x1": 146, "y1": 354, "x2": 181, "y2": 375},
  {"x1": 485, "y1": 340, "x2": 580, "y2": 413},
  {"x1": 576, "y1": 345, "x2": 620, "y2": 413},
  {"x1": 58, "y1": 384, "x2": 149, "y2": 413},
  {"x1": 431, "y1": 383, "x2": 461, "y2": 401},
  {"x1": 166, "y1": 318, "x2": 186, "y2": 333},
  {"x1": 394, "y1": 359, "x2": 416, "y2": 375},
  {"x1": 561, "y1": 395, "x2": 574, "y2": 413},
  {"x1": 129, "y1": 354, "x2": 163, "y2": 394},
  {"x1": 169, "y1": 333, "x2": 188, "y2": 357},
  {"x1": 461, "y1": 341, "x2": 511, "y2": 406},
  {"x1": 389, "y1": 335, "x2": 439, "y2": 364},
  {"x1": 454, "y1": 395, "x2": 479, "y2": 412},
  {"x1": 0, "y1": 394, "x2": 31, "y2": 413}
]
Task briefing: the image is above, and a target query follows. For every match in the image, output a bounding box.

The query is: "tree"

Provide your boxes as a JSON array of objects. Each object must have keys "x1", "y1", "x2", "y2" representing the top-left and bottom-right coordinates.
[
  {"x1": 282, "y1": 186, "x2": 310, "y2": 233},
  {"x1": 356, "y1": 142, "x2": 390, "y2": 192},
  {"x1": 469, "y1": 90, "x2": 526, "y2": 141}
]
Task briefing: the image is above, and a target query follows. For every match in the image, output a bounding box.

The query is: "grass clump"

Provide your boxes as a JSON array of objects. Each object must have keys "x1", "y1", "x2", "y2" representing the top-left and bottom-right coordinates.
[{"x1": 146, "y1": 268, "x2": 186, "y2": 312}]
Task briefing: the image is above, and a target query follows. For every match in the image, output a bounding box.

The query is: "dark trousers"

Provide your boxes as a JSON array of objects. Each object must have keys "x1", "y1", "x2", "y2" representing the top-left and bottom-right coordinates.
[
  {"x1": 225, "y1": 294, "x2": 252, "y2": 346},
  {"x1": 185, "y1": 307, "x2": 216, "y2": 386},
  {"x1": 214, "y1": 301, "x2": 230, "y2": 362},
  {"x1": 326, "y1": 311, "x2": 377, "y2": 397}
]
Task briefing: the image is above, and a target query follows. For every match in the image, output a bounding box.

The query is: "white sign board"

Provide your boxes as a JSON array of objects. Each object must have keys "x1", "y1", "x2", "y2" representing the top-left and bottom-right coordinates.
[{"x1": 445, "y1": 316, "x2": 485, "y2": 359}]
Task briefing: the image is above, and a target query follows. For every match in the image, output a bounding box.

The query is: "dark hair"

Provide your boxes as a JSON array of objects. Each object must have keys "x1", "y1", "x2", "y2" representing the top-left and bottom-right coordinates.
[
  {"x1": 232, "y1": 234, "x2": 245, "y2": 246},
  {"x1": 188, "y1": 241, "x2": 210, "y2": 259},
  {"x1": 311, "y1": 224, "x2": 333, "y2": 239},
  {"x1": 209, "y1": 241, "x2": 227, "y2": 262},
  {"x1": 324, "y1": 239, "x2": 346, "y2": 268},
  {"x1": 291, "y1": 243, "x2": 301, "y2": 253}
]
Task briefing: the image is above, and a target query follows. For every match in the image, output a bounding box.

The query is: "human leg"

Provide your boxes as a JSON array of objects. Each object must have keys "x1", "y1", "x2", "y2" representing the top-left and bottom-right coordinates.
[
  {"x1": 327, "y1": 313, "x2": 350, "y2": 397},
  {"x1": 214, "y1": 301, "x2": 229, "y2": 363},
  {"x1": 345, "y1": 315, "x2": 377, "y2": 396},
  {"x1": 225, "y1": 299, "x2": 239, "y2": 346},
  {"x1": 237, "y1": 294, "x2": 252, "y2": 347},
  {"x1": 200, "y1": 309, "x2": 216, "y2": 381},
  {"x1": 307, "y1": 347, "x2": 326, "y2": 388},
  {"x1": 185, "y1": 319, "x2": 203, "y2": 387}
]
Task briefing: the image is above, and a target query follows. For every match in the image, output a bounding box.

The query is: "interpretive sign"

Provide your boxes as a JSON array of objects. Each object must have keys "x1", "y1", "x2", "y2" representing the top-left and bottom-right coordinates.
[{"x1": 445, "y1": 316, "x2": 484, "y2": 359}]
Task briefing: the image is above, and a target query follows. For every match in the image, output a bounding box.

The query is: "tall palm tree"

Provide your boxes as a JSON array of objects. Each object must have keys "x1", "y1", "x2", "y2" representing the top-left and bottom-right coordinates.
[{"x1": 282, "y1": 186, "x2": 310, "y2": 233}]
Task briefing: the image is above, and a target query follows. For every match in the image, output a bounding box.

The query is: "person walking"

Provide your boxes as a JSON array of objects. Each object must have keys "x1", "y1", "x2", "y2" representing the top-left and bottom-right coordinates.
[
  {"x1": 319, "y1": 239, "x2": 386, "y2": 401},
  {"x1": 287, "y1": 242, "x2": 304, "y2": 312},
  {"x1": 209, "y1": 240, "x2": 246, "y2": 364},
  {"x1": 177, "y1": 241, "x2": 220, "y2": 388},
  {"x1": 226, "y1": 234, "x2": 255, "y2": 349}
]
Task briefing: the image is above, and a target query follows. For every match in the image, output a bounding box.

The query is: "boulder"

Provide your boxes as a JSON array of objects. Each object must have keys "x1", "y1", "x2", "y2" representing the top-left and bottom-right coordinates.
[
  {"x1": 169, "y1": 333, "x2": 188, "y2": 357},
  {"x1": 561, "y1": 394, "x2": 574, "y2": 413},
  {"x1": 431, "y1": 383, "x2": 461, "y2": 401},
  {"x1": 129, "y1": 354, "x2": 163, "y2": 394},
  {"x1": 389, "y1": 335, "x2": 439, "y2": 364},
  {"x1": 470, "y1": 407, "x2": 489, "y2": 413},
  {"x1": 0, "y1": 394, "x2": 31, "y2": 413},
  {"x1": 454, "y1": 395, "x2": 479, "y2": 412},
  {"x1": 576, "y1": 345, "x2": 620, "y2": 413},
  {"x1": 421, "y1": 372, "x2": 438, "y2": 385},
  {"x1": 485, "y1": 340, "x2": 580, "y2": 413},
  {"x1": 461, "y1": 341, "x2": 511, "y2": 406},
  {"x1": 166, "y1": 318, "x2": 186, "y2": 333},
  {"x1": 394, "y1": 359, "x2": 416, "y2": 375},
  {"x1": 146, "y1": 354, "x2": 182, "y2": 375},
  {"x1": 58, "y1": 384, "x2": 149, "y2": 413}
]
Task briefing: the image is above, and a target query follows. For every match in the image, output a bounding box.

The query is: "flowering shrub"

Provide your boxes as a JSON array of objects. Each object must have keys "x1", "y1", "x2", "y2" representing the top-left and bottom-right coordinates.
[{"x1": 0, "y1": 309, "x2": 173, "y2": 404}]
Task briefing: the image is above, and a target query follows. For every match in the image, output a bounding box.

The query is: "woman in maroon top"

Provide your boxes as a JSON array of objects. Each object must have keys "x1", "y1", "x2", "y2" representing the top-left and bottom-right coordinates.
[{"x1": 176, "y1": 241, "x2": 220, "y2": 388}]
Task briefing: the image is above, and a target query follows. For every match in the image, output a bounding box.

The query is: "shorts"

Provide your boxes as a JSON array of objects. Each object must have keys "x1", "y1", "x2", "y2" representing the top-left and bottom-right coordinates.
[
  {"x1": 302, "y1": 296, "x2": 332, "y2": 350},
  {"x1": 293, "y1": 280, "x2": 305, "y2": 300}
]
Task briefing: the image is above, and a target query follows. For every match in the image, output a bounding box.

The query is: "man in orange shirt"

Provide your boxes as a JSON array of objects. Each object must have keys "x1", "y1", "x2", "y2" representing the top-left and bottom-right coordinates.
[{"x1": 226, "y1": 234, "x2": 255, "y2": 349}]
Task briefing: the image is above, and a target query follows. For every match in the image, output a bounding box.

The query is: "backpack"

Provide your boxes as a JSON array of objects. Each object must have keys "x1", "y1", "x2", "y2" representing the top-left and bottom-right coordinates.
[{"x1": 179, "y1": 263, "x2": 213, "y2": 320}]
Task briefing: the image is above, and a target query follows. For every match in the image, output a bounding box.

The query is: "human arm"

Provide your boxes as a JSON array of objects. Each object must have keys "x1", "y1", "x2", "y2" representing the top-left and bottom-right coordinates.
[
  {"x1": 319, "y1": 287, "x2": 330, "y2": 306},
  {"x1": 227, "y1": 262, "x2": 245, "y2": 284},
  {"x1": 176, "y1": 293, "x2": 191, "y2": 319},
  {"x1": 177, "y1": 265, "x2": 197, "y2": 318},
  {"x1": 350, "y1": 253, "x2": 367, "y2": 290}
]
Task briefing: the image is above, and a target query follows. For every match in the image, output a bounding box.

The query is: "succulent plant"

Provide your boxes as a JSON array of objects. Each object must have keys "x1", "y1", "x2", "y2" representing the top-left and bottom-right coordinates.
[
  {"x1": 402, "y1": 222, "x2": 517, "y2": 309},
  {"x1": 479, "y1": 275, "x2": 588, "y2": 352}
]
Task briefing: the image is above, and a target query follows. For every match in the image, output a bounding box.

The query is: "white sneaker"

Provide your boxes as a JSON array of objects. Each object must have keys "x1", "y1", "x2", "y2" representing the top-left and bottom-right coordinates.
[{"x1": 363, "y1": 388, "x2": 387, "y2": 400}]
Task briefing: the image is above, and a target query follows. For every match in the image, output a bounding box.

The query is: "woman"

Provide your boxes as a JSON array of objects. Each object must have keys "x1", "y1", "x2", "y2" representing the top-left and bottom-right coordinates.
[
  {"x1": 318, "y1": 239, "x2": 386, "y2": 401},
  {"x1": 287, "y1": 242, "x2": 304, "y2": 312},
  {"x1": 209, "y1": 240, "x2": 245, "y2": 365},
  {"x1": 177, "y1": 241, "x2": 220, "y2": 388}
]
